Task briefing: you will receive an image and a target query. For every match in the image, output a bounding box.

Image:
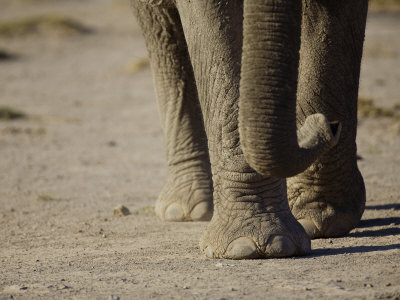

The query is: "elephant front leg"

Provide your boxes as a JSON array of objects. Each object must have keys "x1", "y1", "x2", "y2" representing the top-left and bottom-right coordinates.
[
  {"x1": 288, "y1": 1, "x2": 369, "y2": 238},
  {"x1": 133, "y1": 3, "x2": 213, "y2": 221},
  {"x1": 201, "y1": 165, "x2": 311, "y2": 259},
  {"x1": 176, "y1": 0, "x2": 310, "y2": 259}
]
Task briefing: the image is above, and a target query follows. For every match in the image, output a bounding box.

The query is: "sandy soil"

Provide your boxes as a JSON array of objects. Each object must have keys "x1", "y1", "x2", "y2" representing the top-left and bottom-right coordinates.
[{"x1": 0, "y1": 1, "x2": 399, "y2": 299}]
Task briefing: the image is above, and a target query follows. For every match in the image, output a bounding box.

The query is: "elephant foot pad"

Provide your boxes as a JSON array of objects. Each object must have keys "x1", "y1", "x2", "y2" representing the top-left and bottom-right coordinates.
[
  {"x1": 200, "y1": 211, "x2": 311, "y2": 259},
  {"x1": 155, "y1": 179, "x2": 213, "y2": 222}
]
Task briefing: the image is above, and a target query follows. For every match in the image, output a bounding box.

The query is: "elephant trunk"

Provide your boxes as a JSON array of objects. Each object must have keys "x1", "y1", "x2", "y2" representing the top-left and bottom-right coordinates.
[{"x1": 239, "y1": 0, "x2": 340, "y2": 178}]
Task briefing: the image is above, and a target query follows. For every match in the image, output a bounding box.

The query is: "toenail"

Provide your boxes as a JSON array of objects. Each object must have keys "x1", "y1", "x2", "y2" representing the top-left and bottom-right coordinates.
[
  {"x1": 226, "y1": 237, "x2": 259, "y2": 259},
  {"x1": 325, "y1": 217, "x2": 354, "y2": 237},
  {"x1": 266, "y1": 235, "x2": 297, "y2": 257},
  {"x1": 190, "y1": 201, "x2": 213, "y2": 221},
  {"x1": 164, "y1": 203, "x2": 184, "y2": 221},
  {"x1": 204, "y1": 246, "x2": 214, "y2": 258},
  {"x1": 298, "y1": 219, "x2": 322, "y2": 239}
]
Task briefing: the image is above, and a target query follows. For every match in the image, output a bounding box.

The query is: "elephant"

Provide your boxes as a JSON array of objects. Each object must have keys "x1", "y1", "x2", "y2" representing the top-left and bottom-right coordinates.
[{"x1": 132, "y1": 0, "x2": 368, "y2": 259}]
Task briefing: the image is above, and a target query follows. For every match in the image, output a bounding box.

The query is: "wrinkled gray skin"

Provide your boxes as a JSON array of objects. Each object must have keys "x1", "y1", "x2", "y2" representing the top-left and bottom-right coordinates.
[{"x1": 132, "y1": 0, "x2": 368, "y2": 259}]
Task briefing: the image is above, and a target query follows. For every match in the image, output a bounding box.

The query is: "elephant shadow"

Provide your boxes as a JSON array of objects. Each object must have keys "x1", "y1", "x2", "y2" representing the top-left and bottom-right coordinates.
[
  {"x1": 311, "y1": 243, "x2": 400, "y2": 257},
  {"x1": 309, "y1": 204, "x2": 400, "y2": 257}
]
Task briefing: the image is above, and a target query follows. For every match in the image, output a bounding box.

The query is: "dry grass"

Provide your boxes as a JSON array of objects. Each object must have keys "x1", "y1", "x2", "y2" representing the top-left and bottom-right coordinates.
[
  {"x1": 370, "y1": 0, "x2": 400, "y2": 10},
  {"x1": 0, "y1": 106, "x2": 26, "y2": 120},
  {"x1": 358, "y1": 97, "x2": 399, "y2": 118},
  {"x1": 0, "y1": 49, "x2": 16, "y2": 60},
  {"x1": 36, "y1": 194, "x2": 61, "y2": 202},
  {"x1": 0, "y1": 15, "x2": 91, "y2": 37},
  {"x1": 133, "y1": 205, "x2": 155, "y2": 216},
  {"x1": 125, "y1": 58, "x2": 150, "y2": 74}
]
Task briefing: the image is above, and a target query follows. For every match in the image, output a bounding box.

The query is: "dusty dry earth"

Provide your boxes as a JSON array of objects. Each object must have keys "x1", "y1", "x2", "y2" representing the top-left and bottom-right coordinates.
[{"x1": 0, "y1": 1, "x2": 400, "y2": 299}]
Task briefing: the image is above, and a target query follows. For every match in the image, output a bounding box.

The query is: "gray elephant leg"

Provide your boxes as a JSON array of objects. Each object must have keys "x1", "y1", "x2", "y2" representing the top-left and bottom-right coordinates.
[
  {"x1": 287, "y1": 1, "x2": 368, "y2": 238},
  {"x1": 132, "y1": 2, "x2": 213, "y2": 221},
  {"x1": 176, "y1": 0, "x2": 310, "y2": 259}
]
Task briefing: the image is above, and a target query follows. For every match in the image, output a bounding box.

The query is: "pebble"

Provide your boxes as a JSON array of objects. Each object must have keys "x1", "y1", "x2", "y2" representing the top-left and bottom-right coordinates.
[{"x1": 113, "y1": 205, "x2": 130, "y2": 216}]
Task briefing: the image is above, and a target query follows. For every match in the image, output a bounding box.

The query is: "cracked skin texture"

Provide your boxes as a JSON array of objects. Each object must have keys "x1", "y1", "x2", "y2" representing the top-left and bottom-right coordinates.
[{"x1": 132, "y1": 0, "x2": 368, "y2": 259}]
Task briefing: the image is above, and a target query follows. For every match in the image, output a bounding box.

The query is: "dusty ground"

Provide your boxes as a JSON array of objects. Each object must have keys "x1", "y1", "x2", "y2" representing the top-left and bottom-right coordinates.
[{"x1": 0, "y1": 1, "x2": 399, "y2": 299}]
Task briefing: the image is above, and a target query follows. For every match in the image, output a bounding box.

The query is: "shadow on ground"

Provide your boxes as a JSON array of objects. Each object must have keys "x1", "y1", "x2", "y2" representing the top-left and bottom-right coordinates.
[{"x1": 311, "y1": 243, "x2": 400, "y2": 257}]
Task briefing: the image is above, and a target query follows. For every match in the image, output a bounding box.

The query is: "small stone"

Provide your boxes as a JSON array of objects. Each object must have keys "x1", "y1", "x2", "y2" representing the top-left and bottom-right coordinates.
[
  {"x1": 231, "y1": 287, "x2": 237, "y2": 291},
  {"x1": 363, "y1": 283, "x2": 373, "y2": 288},
  {"x1": 215, "y1": 262, "x2": 223, "y2": 267},
  {"x1": 109, "y1": 295, "x2": 120, "y2": 300},
  {"x1": 102, "y1": 234, "x2": 107, "y2": 238},
  {"x1": 304, "y1": 287, "x2": 311, "y2": 291},
  {"x1": 183, "y1": 286, "x2": 190, "y2": 289},
  {"x1": 385, "y1": 283, "x2": 392, "y2": 287},
  {"x1": 61, "y1": 285, "x2": 71, "y2": 290},
  {"x1": 113, "y1": 205, "x2": 130, "y2": 216}
]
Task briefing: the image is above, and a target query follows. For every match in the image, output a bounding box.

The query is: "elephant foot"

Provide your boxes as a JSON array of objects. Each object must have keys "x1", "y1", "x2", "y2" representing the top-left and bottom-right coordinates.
[
  {"x1": 200, "y1": 209, "x2": 310, "y2": 259},
  {"x1": 297, "y1": 216, "x2": 356, "y2": 239},
  {"x1": 288, "y1": 163, "x2": 365, "y2": 239},
  {"x1": 155, "y1": 176, "x2": 213, "y2": 222}
]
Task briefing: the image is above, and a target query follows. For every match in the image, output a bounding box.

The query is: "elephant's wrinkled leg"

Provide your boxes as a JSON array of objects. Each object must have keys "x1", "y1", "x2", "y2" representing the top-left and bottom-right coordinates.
[
  {"x1": 176, "y1": 1, "x2": 310, "y2": 259},
  {"x1": 133, "y1": 2, "x2": 212, "y2": 221},
  {"x1": 288, "y1": 1, "x2": 368, "y2": 238}
]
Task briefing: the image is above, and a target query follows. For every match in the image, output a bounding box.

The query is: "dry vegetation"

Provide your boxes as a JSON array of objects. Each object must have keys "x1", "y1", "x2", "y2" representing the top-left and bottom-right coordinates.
[
  {"x1": 358, "y1": 97, "x2": 400, "y2": 118},
  {"x1": 36, "y1": 194, "x2": 62, "y2": 202},
  {"x1": 0, "y1": 15, "x2": 91, "y2": 37},
  {"x1": 0, "y1": 106, "x2": 26, "y2": 120},
  {"x1": 125, "y1": 57, "x2": 150, "y2": 74},
  {"x1": 370, "y1": 0, "x2": 400, "y2": 9},
  {"x1": 0, "y1": 49, "x2": 16, "y2": 60}
]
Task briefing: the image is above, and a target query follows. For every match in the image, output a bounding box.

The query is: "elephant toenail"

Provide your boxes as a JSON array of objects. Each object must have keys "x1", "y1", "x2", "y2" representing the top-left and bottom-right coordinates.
[
  {"x1": 190, "y1": 201, "x2": 213, "y2": 221},
  {"x1": 324, "y1": 217, "x2": 354, "y2": 237},
  {"x1": 298, "y1": 219, "x2": 322, "y2": 239},
  {"x1": 266, "y1": 235, "x2": 296, "y2": 257},
  {"x1": 226, "y1": 237, "x2": 260, "y2": 259},
  {"x1": 164, "y1": 203, "x2": 184, "y2": 221},
  {"x1": 204, "y1": 246, "x2": 214, "y2": 258}
]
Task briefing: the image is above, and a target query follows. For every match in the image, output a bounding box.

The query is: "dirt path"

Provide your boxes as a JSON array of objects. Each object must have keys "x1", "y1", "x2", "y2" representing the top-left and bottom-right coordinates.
[{"x1": 0, "y1": 1, "x2": 399, "y2": 299}]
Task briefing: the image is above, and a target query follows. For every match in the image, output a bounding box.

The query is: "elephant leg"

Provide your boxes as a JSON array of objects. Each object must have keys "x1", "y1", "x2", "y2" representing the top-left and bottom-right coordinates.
[
  {"x1": 132, "y1": 2, "x2": 213, "y2": 221},
  {"x1": 176, "y1": 0, "x2": 310, "y2": 259},
  {"x1": 288, "y1": 1, "x2": 368, "y2": 238}
]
